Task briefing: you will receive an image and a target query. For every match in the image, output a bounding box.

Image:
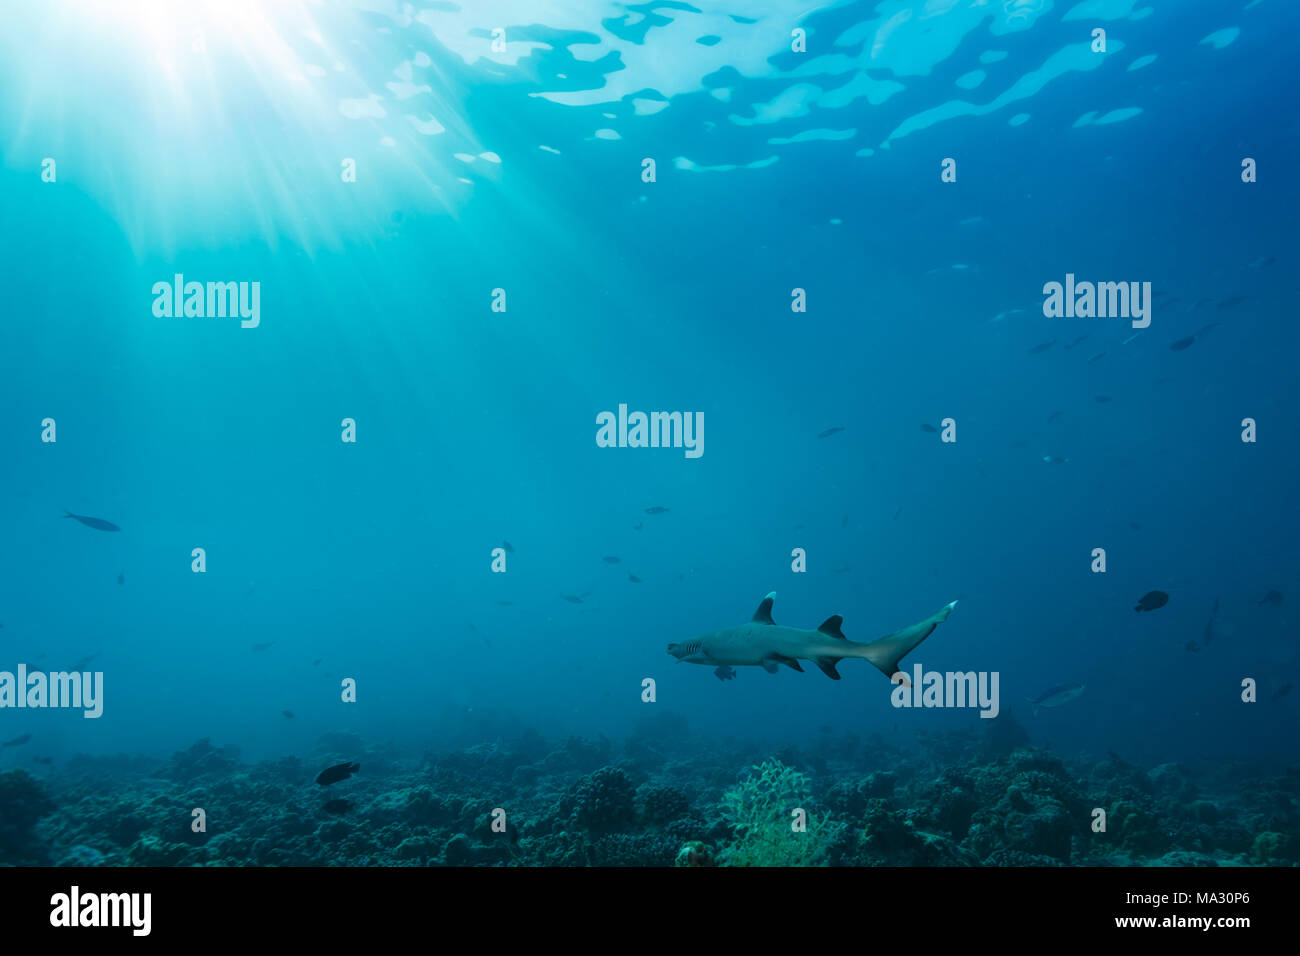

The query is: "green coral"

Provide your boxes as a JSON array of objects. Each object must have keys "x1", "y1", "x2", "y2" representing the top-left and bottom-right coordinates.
[{"x1": 719, "y1": 759, "x2": 841, "y2": 867}]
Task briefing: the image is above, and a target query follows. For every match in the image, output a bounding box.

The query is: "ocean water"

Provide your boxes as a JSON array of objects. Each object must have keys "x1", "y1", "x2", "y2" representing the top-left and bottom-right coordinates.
[{"x1": 0, "y1": 0, "x2": 1297, "y2": 867}]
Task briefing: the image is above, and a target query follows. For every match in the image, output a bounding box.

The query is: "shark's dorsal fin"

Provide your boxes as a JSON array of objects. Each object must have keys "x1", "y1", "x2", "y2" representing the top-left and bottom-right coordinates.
[
  {"x1": 752, "y1": 592, "x2": 777, "y2": 625},
  {"x1": 818, "y1": 615, "x2": 846, "y2": 640}
]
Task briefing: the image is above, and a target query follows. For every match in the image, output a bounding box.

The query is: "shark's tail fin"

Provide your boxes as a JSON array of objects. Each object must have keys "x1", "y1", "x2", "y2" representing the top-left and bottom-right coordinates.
[{"x1": 858, "y1": 601, "x2": 958, "y2": 679}]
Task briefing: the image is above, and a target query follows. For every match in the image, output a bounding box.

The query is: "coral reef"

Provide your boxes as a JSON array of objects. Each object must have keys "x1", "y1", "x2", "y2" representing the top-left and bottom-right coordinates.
[{"x1": 4, "y1": 722, "x2": 1296, "y2": 867}]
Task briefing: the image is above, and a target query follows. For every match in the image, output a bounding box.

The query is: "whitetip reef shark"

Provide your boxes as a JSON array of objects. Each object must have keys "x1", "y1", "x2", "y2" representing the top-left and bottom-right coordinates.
[{"x1": 667, "y1": 592, "x2": 958, "y2": 680}]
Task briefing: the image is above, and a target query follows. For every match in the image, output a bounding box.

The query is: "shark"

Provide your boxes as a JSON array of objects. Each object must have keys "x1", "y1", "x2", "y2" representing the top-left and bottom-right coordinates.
[{"x1": 667, "y1": 592, "x2": 958, "y2": 680}]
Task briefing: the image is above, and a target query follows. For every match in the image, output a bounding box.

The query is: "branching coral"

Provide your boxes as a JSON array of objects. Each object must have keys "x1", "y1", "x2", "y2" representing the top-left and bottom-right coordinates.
[{"x1": 719, "y1": 759, "x2": 841, "y2": 867}]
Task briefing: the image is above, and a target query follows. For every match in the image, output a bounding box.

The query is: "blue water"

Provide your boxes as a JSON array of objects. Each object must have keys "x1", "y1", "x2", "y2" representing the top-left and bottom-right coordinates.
[{"x1": 1, "y1": 0, "x2": 1296, "y2": 774}]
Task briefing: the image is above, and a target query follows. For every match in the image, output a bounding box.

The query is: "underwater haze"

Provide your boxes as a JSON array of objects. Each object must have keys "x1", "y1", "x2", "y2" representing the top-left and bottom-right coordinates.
[{"x1": 1, "y1": 0, "x2": 1297, "y2": 867}]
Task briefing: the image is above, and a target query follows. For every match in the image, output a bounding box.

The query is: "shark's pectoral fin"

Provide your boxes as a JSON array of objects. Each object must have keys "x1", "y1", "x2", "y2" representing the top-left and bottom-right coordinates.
[
  {"x1": 860, "y1": 601, "x2": 958, "y2": 678},
  {"x1": 752, "y1": 592, "x2": 777, "y2": 625},
  {"x1": 818, "y1": 615, "x2": 846, "y2": 640},
  {"x1": 768, "y1": 655, "x2": 803, "y2": 672},
  {"x1": 760, "y1": 659, "x2": 780, "y2": 674},
  {"x1": 812, "y1": 657, "x2": 843, "y2": 680}
]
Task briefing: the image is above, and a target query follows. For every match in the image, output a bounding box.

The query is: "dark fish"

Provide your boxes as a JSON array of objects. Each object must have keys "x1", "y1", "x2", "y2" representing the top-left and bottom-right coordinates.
[
  {"x1": 1257, "y1": 590, "x2": 1283, "y2": 606},
  {"x1": 1095, "y1": 395, "x2": 1112, "y2": 403},
  {"x1": 251, "y1": 642, "x2": 272, "y2": 652},
  {"x1": 560, "y1": 594, "x2": 584, "y2": 604},
  {"x1": 920, "y1": 423, "x2": 938, "y2": 433},
  {"x1": 495, "y1": 600, "x2": 513, "y2": 606},
  {"x1": 1248, "y1": 256, "x2": 1276, "y2": 269},
  {"x1": 1134, "y1": 590, "x2": 1169, "y2": 613},
  {"x1": 1128, "y1": 521, "x2": 1143, "y2": 531},
  {"x1": 2, "y1": 734, "x2": 32, "y2": 748},
  {"x1": 713, "y1": 666, "x2": 737, "y2": 682},
  {"x1": 1192, "y1": 297, "x2": 1212, "y2": 309},
  {"x1": 502, "y1": 540, "x2": 515, "y2": 553},
  {"x1": 633, "y1": 522, "x2": 643, "y2": 531},
  {"x1": 1087, "y1": 352, "x2": 1106, "y2": 364},
  {"x1": 1194, "y1": 322, "x2": 1220, "y2": 338},
  {"x1": 841, "y1": 515, "x2": 849, "y2": 527},
  {"x1": 1169, "y1": 336, "x2": 1196, "y2": 351},
  {"x1": 322, "y1": 799, "x2": 353, "y2": 815},
  {"x1": 1008, "y1": 440, "x2": 1029, "y2": 449},
  {"x1": 1028, "y1": 340, "x2": 1056, "y2": 355},
  {"x1": 627, "y1": 573, "x2": 642, "y2": 583},
  {"x1": 817, "y1": 426, "x2": 845, "y2": 438},
  {"x1": 1047, "y1": 410, "x2": 1063, "y2": 424},
  {"x1": 1064, "y1": 334, "x2": 1091, "y2": 349},
  {"x1": 1202, "y1": 599, "x2": 1218, "y2": 648},
  {"x1": 69, "y1": 654, "x2": 97, "y2": 671},
  {"x1": 33, "y1": 756, "x2": 52, "y2": 765},
  {"x1": 1217, "y1": 295, "x2": 1248, "y2": 309},
  {"x1": 312, "y1": 658, "x2": 322, "y2": 666},
  {"x1": 62, "y1": 511, "x2": 120, "y2": 532},
  {"x1": 892, "y1": 508, "x2": 902, "y2": 519},
  {"x1": 602, "y1": 556, "x2": 621, "y2": 564},
  {"x1": 1163, "y1": 297, "x2": 1179, "y2": 308},
  {"x1": 1184, "y1": 641, "x2": 1200, "y2": 653},
  {"x1": 833, "y1": 566, "x2": 851, "y2": 574},
  {"x1": 644, "y1": 507, "x2": 669, "y2": 515},
  {"x1": 281, "y1": 710, "x2": 294, "y2": 719},
  {"x1": 117, "y1": 572, "x2": 125, "y2": 585},
  {"x1": 1042, "y1": 455, "x2": 1068, "y2": 464},
  {"x1": 1273, "y1": 683, "x2": 1294, "y2": 700},
  {"x1": 316, "y1": 761, "x2": 360, "y2": 786}
]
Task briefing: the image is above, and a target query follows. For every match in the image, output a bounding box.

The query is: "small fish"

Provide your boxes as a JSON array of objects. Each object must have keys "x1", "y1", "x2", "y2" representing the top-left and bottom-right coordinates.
[
  {"x1": 316, "y1": 761, "x2": 360, "y2": 786},
  {"x1": 1087, "y1": 352, "x2": 1106, "y2": 364},
  {"x1": 1121, "y1": 331, "x2": 1144, "y2": 345},
  {"x1": 322, "y1": 799, "x2": 353, "y2": 815},
  {"x1": 1185, "y1": 641, "x2": 1200, "y2": 653},
  {"x1": 1217, "y1": 295, "x2": 1248, "y2": 310},
  {"x1": 117, "y1": 572, "x2": 125, "y2": 585},
  {"x1": 832, "y1": 566, "x2": 851, "y2": 574},
  {"x1": 713, "y1": 665, "x2": 737, "y2": 682},
  {"x1": 627, "y1": 573, "x2": 642, "y2": 583},
  {"x1": 495, "y1": 600, "x2": 513, "y2": 606},
  {"x1": 1248, "y1": 256, "x2": 1276, "y2": 269},
  {"x1": 1169, "y1": 336, "x2": 1196, "y2": 351},
  {"x1": 1042, "y1": 455, "x2": 1068, "y2": 464},
  {"x1": 33, "y1": 756, "x2": 53, "y2": 765},
  {"x1": 817, "y1": 426, "x2": 845, "y2": 438},
  {"x1": 1273, "y1": 682, "x2": 1294, "y2": 701},
  {"x1": 560, "y1": 594, "x2": 584, "y2": 604},
  {"x1": 633, "y1": 522, "x2": 643, "y2": 531},
  {"x1": 2, "y1": 733, "x2": 32, "y2": 748},
  {"x1": 1028, "y1": 340, "x2": 1056, "y2": 355},
  {"x1": 841, "y1": 515, "x2": 849, "y2": 527},
  {"x1": 1134, "y1": 590, "x2": 1169, "y2": 613},
  {"x1": 644, "y1": 506, "x2": 669, "y2": 515},
  {"x1": 1026, "y1": 684, "x2": 1085, "y2": 716},
  {"x1": 1128, "y1": 521, "x2": 1143, "y2": 531},
  {"x1": 62, "y1": 511, "x2": 120, "y2": 532},
  {"x1": 1008, "y1": 440, "x2": 1028, "y2": 449},
  {"x1": 1192, "y1": 297, "x2": 1212, "y2": 310},
  {"x1": 989, "y1": 308, "x2": 1026, "y2": 323},
  {"x1": 1258, "y1": 590, "x2": 1283, "y2": 606},
  {"x1": 312, "y1": 658, "x2": 322, "y2": 666},
  {"x1": 920, "y1": 423, "x2": 938, "y2": 433},
  {"x1": 1064, "y1": 334, "x2": 1091, "y2": 350},
  {"x1": 69, "y1": 654, "x2": 97, "y2": 671},
  {"x1": 602, "y1": 556, "x2": 621, "y2": 564},
  {"x1": 281, "y1": 710, "x2": 294, "y2": 719},
  {"x1": 502, "y1": 540, "x2": 515, "y2": 553},
  {"x1": 1095, "y1": 395, "x2": 1112, "y2": 403},
  {"x1": 251, "y1": 642, "x2": 273, "y2": 652}
]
